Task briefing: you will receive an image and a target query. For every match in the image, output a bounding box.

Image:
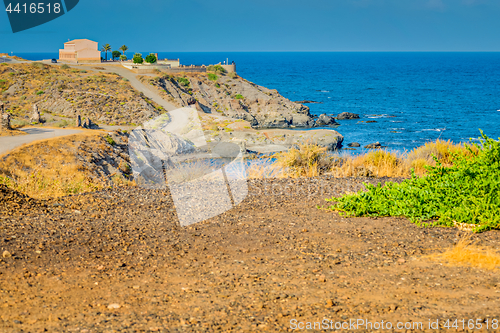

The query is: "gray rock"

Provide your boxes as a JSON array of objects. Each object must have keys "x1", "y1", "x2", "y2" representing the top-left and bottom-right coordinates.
[
  {"x1": 77, "y1": 115, "x2": 82, "y2": 127},
  {"x1": 364, "y1": 142, "x2": 382, "y2": 149},
  {"x1": 315, "y1": 114, "x2": 338, "y2": 127},
  {"x1": 336, "y1": 112, "x2": 360, "y2": 120},
  {"x1": 347, "y1": 142, "x2": 360, "y2": 147},
  {"x1": 31, "y1": 104, "x2": 41, "y2": 123},
  {"x1": 1, "y1": 113, "x2": 11, "y2": 130}
]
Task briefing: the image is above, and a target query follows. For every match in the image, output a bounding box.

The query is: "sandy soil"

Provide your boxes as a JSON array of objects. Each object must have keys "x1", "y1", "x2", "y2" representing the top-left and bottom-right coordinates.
[{"x1": 1, "y1": 177, "x2": 499, "y2": 332}]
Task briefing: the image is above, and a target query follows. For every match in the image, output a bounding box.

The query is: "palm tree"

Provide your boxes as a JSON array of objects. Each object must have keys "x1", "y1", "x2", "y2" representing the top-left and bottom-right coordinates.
[
  {"x1": 119, "y1": 45, "x2": 128, "y2": 59},
  {"x1": 101, "y1": 44, "x2": 111, "y2": 61}
]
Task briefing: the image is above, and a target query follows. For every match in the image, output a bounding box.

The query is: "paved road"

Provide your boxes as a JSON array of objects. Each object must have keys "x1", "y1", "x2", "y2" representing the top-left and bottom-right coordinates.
[{"x1": 0, "y1": 127, "x2": 82, "y2": 156}]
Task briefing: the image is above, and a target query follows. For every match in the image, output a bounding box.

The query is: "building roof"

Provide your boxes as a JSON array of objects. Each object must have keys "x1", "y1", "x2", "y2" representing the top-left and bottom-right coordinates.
[{"x1": 64, "y1": 39, "x2": 97, "y2": 44}]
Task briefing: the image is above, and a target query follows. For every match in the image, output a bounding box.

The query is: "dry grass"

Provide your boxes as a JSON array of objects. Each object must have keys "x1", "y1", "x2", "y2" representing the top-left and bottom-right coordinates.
[
  {"x1": 246, "y1": 159, "x2": 287, "y2": 179},
  {"x1": 271, "y1": 142, "x2": 331, "y2": 178},
  {"x1": 0, "y1": 129, "x2": 28, "y2": 137},
  {"x1": 244, "y1": 139, "x2": 477, "y2": 179},
  {"x1": 331, "y1": 139, "x2": 476, "y2": 178},
  {"x1": 428, "y1": 234, "x2": 500, "y2": 270},
  {"x1": 0, "y1": 133, "x2": 134, "y2": 199},
  {"x1": 0, "y1": 135, "x2": 103, "y2": 199}
]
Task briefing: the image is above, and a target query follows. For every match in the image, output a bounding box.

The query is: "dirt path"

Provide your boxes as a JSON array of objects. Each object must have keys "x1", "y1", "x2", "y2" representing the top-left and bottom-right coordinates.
[
  {"x1": 0, "y1": 127, "x2": 82, "y2": 156},
  {"x1": 78, "y1": 65, "x2": 178, "y2": 112},
  {"x1": 1, "y1": 177, "x2": 499, "y2": 332}
]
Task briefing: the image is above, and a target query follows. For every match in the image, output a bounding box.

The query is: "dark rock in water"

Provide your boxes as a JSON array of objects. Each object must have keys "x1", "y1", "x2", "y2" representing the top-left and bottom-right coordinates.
[
  {"x1": 315, "y1": 114, "x2": 338, "y2": 127},
  {"x1": 295, "y1": 100, "x2": 322, "y2": 104},
  {"x1": 336, "y1": 112, "x2": 360, "y2": 120},
  {"x1": 348, "y1": 142, "x2": 360, "y2": 147},
  {"x1": 366, "y1": 120, "x2": 377, "y2": 123},
  {"x1": 364, "y1": 142, "x2": 382, "y2": 149}
]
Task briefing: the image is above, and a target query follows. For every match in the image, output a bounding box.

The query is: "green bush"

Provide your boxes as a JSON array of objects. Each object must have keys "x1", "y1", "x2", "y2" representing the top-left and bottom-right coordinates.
[
  {"x1": 133, "y1": 53, "x2": 144, "y2": 64},
  {"x1": 326, "y1": 131, "x2": 500, "y2": 232},
  {"x1": 207, "y1": 64, "x2": 227, "y2": 74},
  {"x1": 36, "y1": 91, "x2": 44, "y2": 95},
  {"x1": 208, "y1": 73, "x2": 218, "y2": 81},
  {"x1": 61, "y1": 64, "x2": 70, "y2": 70},
  {"x1": 80, "y1": 70, "x2": 87, "y2": 73},
  {"x1": 145, "y1": 54, "x2": 157, "y2": 64},
  {"x1": 105, "y1": 135, "x2": 116, "y2": 146},
  {"x1": 177, "y1": 77, "x2": 190, "y2": 87},
  {"x1": 235, "y1": 94, "x2": 244, "y2": 99},
  {"x1": 228, "y1": 72, "x2": 238, "y2": 79}
]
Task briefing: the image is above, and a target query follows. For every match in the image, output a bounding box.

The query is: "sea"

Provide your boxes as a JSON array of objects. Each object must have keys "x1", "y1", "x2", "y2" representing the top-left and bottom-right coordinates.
[{"x1": 14, "y1": 52, "x2": 500, "y2": 153}]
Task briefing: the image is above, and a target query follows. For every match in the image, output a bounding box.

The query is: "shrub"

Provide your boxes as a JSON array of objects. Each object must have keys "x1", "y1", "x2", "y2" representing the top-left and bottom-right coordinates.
[
  {"x1": 145, "y1": 54, "x2": 157, "y2": 64},
  {"x1": 273, "y1": 142, "x2": 331, "y2": 178},
  {"x1": 208, "y1": 73, "x2": 218, "y2": 81},
  {"x1": 61, "y1": 64, "x2": 70, "y2": 69},
  {"x1": 80, "y1": 70, "x2": 87, "y2": 73},
  {"x1": 36, "y1": 90, "x2": 44, "y2": 95},
  {"x1": 326, "y1": 131, "x2": 500, "y2": 232},
  {"x1": 32, "y1": 62, "x2": 45, "y2": 69},
  {"x1": 133, "y1": 53, "x2": 144, "y2": 64},
  {"x1": 122, "y1": 77, "x2": 129, "y2": 82},
  {"x1": 235, "y1": 94, "x2": 244, "y2": 100},
  {"x1": 177, "y1": 77, "x2": 190, "y2": 87},
  {"x1": 105, "y1": 135, "x2": 116, "y2": 146},
  {"x1": 228, "y1": 72, "x2": 238, "y2": 79},
  {"x1": 207, "y1": 64, "x2": 227, "y2": 74}
]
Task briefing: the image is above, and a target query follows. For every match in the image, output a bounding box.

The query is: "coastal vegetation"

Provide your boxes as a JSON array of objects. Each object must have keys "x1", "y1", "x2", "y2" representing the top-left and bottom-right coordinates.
[
  {"x1": 119, "y1": 45, "x2": 128, "y2": 57},
  {"x1": 111, "y1": 50, "x2": 121, "y2": 61},
  {"x1": 133, "y1": 53, "x2": 144, "y2": 64},
  {"x1": 145, "y1": 53, "x2": 157, "y2": 64},
  {"x1": 101, "y1": 43, "x2": 111, "y2": 61},
  {"x1": 327, "y1": 132, "x2": 500, "y2": 232},
  {"x1": 207, "y1": 64, "x2": 227, "y2": 74}
]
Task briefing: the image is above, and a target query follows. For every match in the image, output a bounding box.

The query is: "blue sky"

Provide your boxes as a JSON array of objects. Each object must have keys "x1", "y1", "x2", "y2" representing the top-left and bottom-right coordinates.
[{"x1": 1, "y1": 0, "x2": 500, "y2": 53}]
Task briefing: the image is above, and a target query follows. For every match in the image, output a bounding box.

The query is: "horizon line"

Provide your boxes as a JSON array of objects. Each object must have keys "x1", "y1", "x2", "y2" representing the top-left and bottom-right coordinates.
[{"x1": 7, "y1": 50, "x2": 500, "y2": 53}]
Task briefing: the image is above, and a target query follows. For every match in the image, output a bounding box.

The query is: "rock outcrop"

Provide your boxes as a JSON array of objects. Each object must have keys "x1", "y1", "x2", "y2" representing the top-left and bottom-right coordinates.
[
  {"x1": 315, "y1": 114, "x2": 338, "y2": 127},
  {"x1": 30, "y1": 104, "x2": 41, "y2": 123},
  {"x1": 142, "y1": 75, "x2": 330, "y2": 130},
  {"x1": 1, "y1": 113, "x2": 11, "y2": 130},
  {"x1": 364, "y1": 142, "x2": 382, "y2": 149},
  {"x1": 336, "y1": 112, "x2": 360, "y2": 120}
]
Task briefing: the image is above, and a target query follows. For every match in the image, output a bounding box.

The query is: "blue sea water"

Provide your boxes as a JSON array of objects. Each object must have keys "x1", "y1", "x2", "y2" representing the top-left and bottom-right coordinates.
[{"x1": 15, "y1": 52, "x2": 500, "y2": 152}]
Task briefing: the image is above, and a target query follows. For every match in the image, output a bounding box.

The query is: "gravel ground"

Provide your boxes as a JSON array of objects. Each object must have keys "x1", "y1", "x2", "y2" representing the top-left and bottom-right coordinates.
[{"x1": 1, "y1": 176, "x2": 500, "y2": 332}]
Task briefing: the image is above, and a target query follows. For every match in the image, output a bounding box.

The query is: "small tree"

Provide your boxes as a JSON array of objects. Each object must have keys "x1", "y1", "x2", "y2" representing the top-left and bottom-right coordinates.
[
  {"x1": 133, "y1": 53, "x2": 143, "y2": 64},
  {"x1": 145, "y1": 54, "x2": 157, "y2": 64},
  {"x1": 101, "y1": 43, "x2": 111, "y2": 61},
  {"x1": 120, "y1": 54, "x2": 127, "y2": 61},
  {"x1": 112, "y1": 50, "x2": 121, "y2": 61},
  {"x1": 119, "y1": 45, "x2": 128, "y2": 57}
]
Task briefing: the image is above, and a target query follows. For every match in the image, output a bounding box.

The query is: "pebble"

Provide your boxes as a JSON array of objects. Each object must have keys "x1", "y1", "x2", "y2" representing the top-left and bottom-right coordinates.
[
  {"x1": 2, "y1": 250, "x2": 11, "y2": 258},
  {"x1": 107, "y1": 303, "x2": 120, "y2": 309}
]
